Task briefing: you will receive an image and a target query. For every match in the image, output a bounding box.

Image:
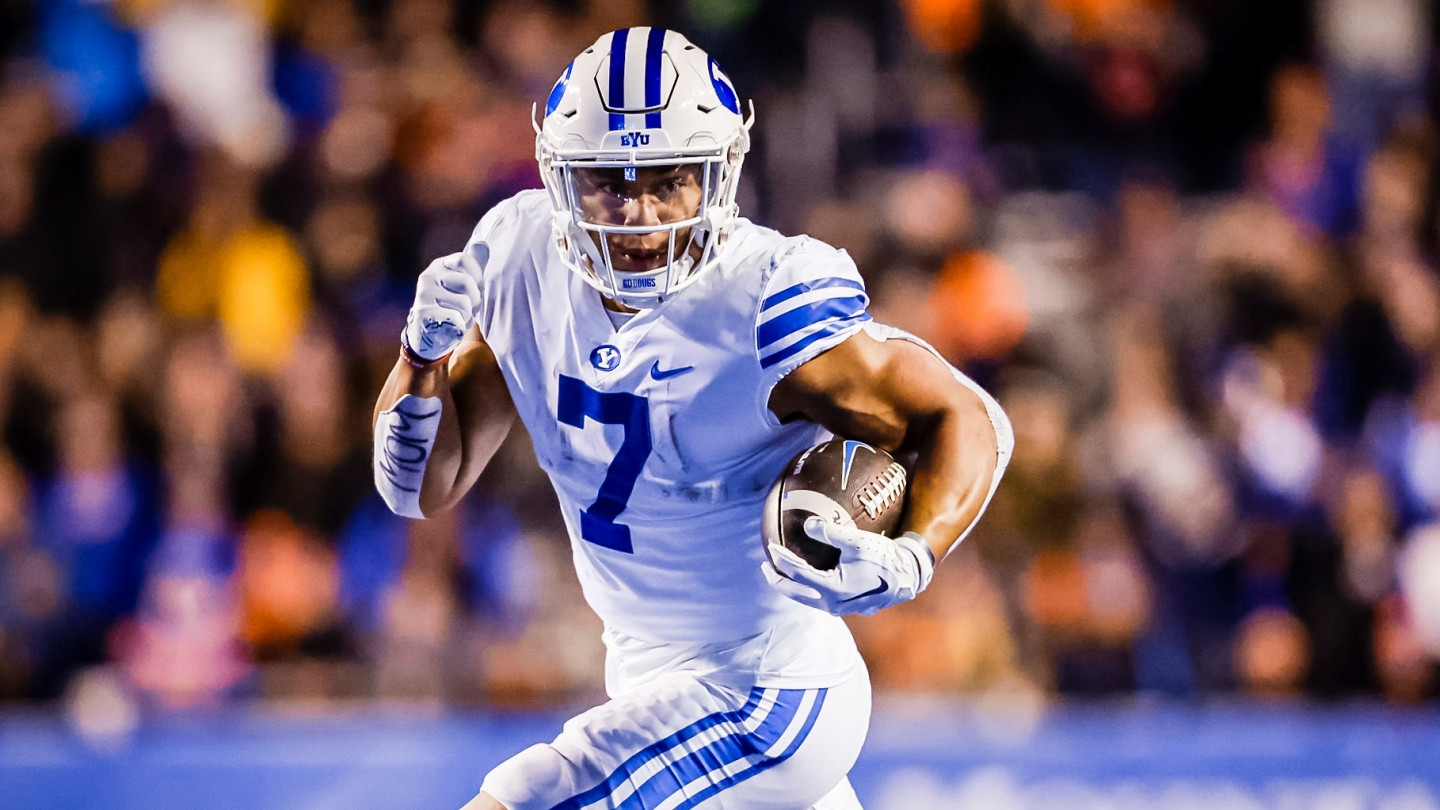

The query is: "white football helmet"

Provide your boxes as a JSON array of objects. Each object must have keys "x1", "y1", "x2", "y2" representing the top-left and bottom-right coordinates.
[{"x1": 535, "y1": 28, "x2": 753, "y2": 309}]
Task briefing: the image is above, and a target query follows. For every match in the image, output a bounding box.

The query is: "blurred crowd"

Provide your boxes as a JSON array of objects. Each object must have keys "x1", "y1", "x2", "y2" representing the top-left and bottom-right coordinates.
[{"x1": 0, "y1": 0, "x2": 1439, "y2": 720}]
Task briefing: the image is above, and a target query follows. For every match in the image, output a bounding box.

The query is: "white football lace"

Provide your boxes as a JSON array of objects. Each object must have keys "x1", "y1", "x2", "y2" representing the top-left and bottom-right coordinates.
[{"x1": 858, "y1": 463, "x2": 906, "y2": 520}]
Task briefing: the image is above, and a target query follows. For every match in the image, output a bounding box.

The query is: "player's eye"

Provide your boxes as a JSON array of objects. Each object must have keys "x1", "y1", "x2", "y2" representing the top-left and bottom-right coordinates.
[
  {"x1": 597, "y1": 182, "x2": 633, "y2": 200},
  {"x1": 657, "y1": 176, "x2": 689, "y2": 199}
]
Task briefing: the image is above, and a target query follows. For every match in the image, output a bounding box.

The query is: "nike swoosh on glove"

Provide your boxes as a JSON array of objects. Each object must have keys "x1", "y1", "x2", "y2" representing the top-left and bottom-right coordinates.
[
  {"x1": 761, "y1": 517, "x2": 936, "y2": 616},
  {"x1": 403, "y1": 249, "x2": 487, "y2": 362}
]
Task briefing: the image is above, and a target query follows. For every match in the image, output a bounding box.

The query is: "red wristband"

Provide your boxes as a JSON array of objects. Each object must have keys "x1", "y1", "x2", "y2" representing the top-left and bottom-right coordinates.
[{"x1": 400, "y1": 343, "x2": 451, "y2": 370}]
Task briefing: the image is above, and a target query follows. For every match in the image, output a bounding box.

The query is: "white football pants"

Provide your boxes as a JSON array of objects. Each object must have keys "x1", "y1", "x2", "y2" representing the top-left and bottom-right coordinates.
[{"x1": 476, "y1": 664, "x2": 870, "y2": 810}]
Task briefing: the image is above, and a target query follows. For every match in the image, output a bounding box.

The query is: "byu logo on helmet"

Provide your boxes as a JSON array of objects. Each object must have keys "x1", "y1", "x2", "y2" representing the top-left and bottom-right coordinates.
[
  {"x1": 619, "y1": 132, "x2": 650, "y2": 147},
  {"x1": 544, "y1": 61, "x2": 574, "y2": 117},
  {"x1": 590, "y1": 345, "x2": 622, "y2": 371},
  {"x1": 707, "y1": 58, "x2": 740, "y2": 114},
  {"x1": 622, "y1": 277, "x2": 657, "y2": 290}
]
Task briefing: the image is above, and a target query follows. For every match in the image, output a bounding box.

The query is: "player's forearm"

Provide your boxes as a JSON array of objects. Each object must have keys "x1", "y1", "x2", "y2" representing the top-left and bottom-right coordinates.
[
  {"x1": 374, "y1": 360, "x2": 463, "y2": 515},
  {"x1": 899, "y1": 388, "x2": 1005, "y2": 560},
  {"x1": 373, "y1": 343, "x2": 516, "y2": 517}
]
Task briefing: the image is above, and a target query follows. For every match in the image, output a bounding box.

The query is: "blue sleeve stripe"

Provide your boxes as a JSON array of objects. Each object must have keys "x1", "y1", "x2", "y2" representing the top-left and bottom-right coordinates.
[
  {"x1": 761, "y1": 277, "x2": 865, "y2": 312},
  {"x1": 760, "y1": 313, "x2": 871, "y2": 369},
  {"x1": 757, "y1": 293, "x2": 866, "y2": 350},
  {"x1": 644, "y1": 28, "x2": 666, "y2": 129}
]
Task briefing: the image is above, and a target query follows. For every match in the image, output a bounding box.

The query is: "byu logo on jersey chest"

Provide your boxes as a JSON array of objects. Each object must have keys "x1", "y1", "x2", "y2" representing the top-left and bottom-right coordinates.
[
  {"x1": 590, "y1": 344, "x2": 622, "y2": 371},
  {"x1": 619, "y1": 132, "x2": 650, "y2": 147}
]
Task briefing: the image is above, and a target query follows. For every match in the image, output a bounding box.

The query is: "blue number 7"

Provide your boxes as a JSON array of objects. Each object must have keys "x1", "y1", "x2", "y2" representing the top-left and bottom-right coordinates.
[{"x1": 557, "y1": 375, "x2": 651, "y2": 553}]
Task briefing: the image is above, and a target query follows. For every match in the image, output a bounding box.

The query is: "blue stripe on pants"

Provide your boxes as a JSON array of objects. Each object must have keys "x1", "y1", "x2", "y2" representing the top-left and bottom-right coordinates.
[
  {"x1": 549, "y1": 687, "x2": 826, "y2": 810},
  {"x1": 548, "y1": 688, "x2": 769, "y2": 810},
  {"x1": 672, "y1": 690, "x2": 829, "y2": 810}
]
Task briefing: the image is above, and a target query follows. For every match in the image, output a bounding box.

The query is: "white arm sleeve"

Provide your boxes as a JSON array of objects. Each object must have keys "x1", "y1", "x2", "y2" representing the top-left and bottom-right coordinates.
[
  {"x1": 861, "y1": 322, "x2": 1014, "y2": 557},
  {"x1": 948, "y1": 361, "x2": 1014, "y2": 552},
  {"x1": 373, "y1": 395, "x2": 443, "y2": 519}
]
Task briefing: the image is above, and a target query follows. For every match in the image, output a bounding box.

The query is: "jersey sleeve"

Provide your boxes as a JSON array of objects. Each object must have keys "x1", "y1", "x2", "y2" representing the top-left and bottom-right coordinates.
[
  {"x1": 753, "y1": 237, "x2": 872, "y2": 397},
  {"x1": 466, "y1": 190, "x2": 548, "y2": 341},
  {"x1": 465, "y1": 191, "x2": 530, "y2": 267}
]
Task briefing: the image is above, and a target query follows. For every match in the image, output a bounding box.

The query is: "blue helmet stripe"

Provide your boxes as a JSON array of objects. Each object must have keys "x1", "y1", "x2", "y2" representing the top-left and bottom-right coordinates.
[
  {"x1": 607, "y1": 28, "x2": 629, "y2": 131},
  {"x1": 644, "y1": 27, "x2": 666, "y2": 128}
]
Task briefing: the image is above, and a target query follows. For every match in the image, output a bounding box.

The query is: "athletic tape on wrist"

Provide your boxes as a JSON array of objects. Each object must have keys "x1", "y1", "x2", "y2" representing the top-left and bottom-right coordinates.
[
  {"x1": 896, "y1": 531, "x2": 936, "y2": 594},
  {"x1": 374, "y1": 395, "x2": 442, "y2": 519}
]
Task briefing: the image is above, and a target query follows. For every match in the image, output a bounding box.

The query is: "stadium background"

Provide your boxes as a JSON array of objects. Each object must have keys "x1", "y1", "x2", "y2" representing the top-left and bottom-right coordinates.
[{"x1": 1, "y1": 0, "x2": 1440, "y2": 807}]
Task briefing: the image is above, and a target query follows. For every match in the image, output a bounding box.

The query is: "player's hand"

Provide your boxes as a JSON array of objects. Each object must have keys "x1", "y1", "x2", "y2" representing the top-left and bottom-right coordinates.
[
  {"x1": 402, "y1": 250, "x2": 485, "y2": 362},
  {"x1": 762, "y1": 518, "x2": 935, "y2": 616}
]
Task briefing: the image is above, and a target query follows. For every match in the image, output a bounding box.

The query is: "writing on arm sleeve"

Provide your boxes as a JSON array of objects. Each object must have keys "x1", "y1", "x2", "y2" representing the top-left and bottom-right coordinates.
[{"x1": 754, "y1": 239, "x2": 872, "y2": 411}]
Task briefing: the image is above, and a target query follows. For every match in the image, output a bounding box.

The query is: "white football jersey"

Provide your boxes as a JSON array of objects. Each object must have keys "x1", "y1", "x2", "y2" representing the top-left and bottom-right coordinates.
[{"x1": 468, "y1": 190, "x2": 872, "y2": 687}]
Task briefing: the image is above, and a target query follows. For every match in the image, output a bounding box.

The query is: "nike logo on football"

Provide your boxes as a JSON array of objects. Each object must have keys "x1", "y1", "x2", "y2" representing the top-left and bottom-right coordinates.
[
  {"x1": 649, "y1": 361, "x2": 694, "y2": 380},
  {"x1": 841, "y1": 578, "x2": 889, "y2": 602}
]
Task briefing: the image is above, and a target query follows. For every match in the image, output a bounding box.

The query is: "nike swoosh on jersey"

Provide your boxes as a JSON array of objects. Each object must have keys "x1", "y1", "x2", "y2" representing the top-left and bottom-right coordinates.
[
  {"x1": 649, "y1": 361, "x2": 694, "y2": 380},
  {"x1": 840, "y1": 577, "x2": 889, "y2": 602}
]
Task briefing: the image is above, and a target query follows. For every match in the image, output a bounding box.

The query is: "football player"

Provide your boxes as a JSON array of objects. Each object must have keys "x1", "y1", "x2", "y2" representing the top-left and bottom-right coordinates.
[{"x1": 373, "y1": 28, "x2": 1013, "y2": 810}]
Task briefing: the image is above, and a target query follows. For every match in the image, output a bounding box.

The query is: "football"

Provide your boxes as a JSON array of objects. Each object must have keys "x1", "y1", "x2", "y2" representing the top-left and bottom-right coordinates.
[{"x1": 762, "y1": 439, "x2": 908, "y2": 570}]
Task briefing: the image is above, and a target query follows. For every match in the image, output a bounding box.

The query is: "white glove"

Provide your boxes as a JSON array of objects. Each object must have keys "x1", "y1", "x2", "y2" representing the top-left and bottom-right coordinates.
[
  {"x1": 402, "y1": 250, "x2": 485, "y2": 362},
  {"x1": 762, "y1": 517, "x2": 936, "y2": 616}
]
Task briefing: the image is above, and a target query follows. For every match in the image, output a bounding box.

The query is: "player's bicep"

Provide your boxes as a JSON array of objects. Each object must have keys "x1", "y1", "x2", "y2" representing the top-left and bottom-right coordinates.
[
  {"x1": 768, "y1": 331, "x2": 961, "y2": 452},
  {"x1": 445, "y1": 323, "x2": 518, "y2": 483}
]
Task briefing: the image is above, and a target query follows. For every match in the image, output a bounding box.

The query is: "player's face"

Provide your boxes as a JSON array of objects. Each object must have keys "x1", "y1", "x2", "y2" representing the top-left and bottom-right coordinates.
[{"x1": 573, "y1": 164, "x2": 704, "y2": 272}]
